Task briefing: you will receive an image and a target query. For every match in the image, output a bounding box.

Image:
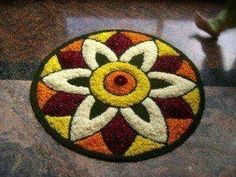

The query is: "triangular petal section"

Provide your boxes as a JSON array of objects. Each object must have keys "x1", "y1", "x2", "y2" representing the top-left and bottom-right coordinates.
[
  {"x1": 82, "y1": 39, "x2": 118, "y2": 70},
  {"x1": 42, "y1": 68, "x2": 91, "y2": 94},
  {"x1": 121, "y1": 98, "x2": 167, "y2": 143},
  {"x1": 119, "y1": 41, "x2": 158, "y2": 72},
  {"x1": 148, "y1": 72, "x2": 196, "y2": 98},
  {"x1": 70, "y1": 95, "x2": 118, "y2": 141}
]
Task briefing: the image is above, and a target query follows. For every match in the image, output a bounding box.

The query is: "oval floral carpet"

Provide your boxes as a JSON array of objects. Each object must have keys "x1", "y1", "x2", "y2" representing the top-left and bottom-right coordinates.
[{"x1": 30, "y1": 30, "x2": 205, "y2": 162}]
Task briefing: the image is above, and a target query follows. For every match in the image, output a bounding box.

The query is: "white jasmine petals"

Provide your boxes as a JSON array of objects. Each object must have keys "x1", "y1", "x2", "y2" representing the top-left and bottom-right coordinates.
[
  {"x1": 70, "y1": 95, "x2": 118, "y2": 141},
  {"x1": 82, "y1": 39, "x2": 118, "y2": 70},
  {"x1": 148, "y1": 72, "x2": 196, "y2": 98},
  {"x1": 42, "y1": 68, "x2": 91, "y2": 95},
  {"x1": 119, "y1": 41, "x2": 158, "y2": 72},
  {"x1": 120, "y1": 98, "x2": 167, "y2": 143}
]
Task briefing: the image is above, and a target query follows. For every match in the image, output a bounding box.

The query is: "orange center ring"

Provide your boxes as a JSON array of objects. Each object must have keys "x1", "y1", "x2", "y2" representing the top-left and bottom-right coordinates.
[{"x1": 104, "y1": 71, "x2": 136, "y2": 96}]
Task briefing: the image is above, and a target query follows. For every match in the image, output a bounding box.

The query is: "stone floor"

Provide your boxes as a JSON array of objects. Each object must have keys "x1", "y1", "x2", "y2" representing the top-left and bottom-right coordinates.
[{"x1": 0, "y1": 1, "x2": 235, "y2": 177}]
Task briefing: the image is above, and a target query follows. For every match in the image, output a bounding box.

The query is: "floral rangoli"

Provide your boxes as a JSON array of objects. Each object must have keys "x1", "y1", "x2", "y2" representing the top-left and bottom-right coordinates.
[{"x1": 31, "y1": 30, "x2": 205, "y2": 162}]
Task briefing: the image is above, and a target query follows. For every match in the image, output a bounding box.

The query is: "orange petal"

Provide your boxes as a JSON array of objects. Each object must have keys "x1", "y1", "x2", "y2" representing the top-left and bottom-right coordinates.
[
  {"x1": 75, "y1": 132, "x2": 112, "y2": 155},
  {"x1": 166, "y1": 118, "x2": 192, "y2": 144},
  {"x1": 176, "y1": 60, "x2": 197, "y2": 82},
  {"x1": 122, "y1": 32, "x2": 151, "y2": 44},
  {"x1": 61, "y1": 40, "x2": 83, "y2": 52},
  {"x1": 37, "y1": 81, "x2": 57, "y2": 109}
]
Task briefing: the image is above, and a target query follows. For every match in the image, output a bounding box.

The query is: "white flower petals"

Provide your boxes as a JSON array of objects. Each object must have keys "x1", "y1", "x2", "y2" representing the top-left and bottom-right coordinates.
[
  {"x1": 120, "y1": 98, "x2": 167, "y2": 143},
  {"x1": 70, "y1": 95, "x2": 118, "y2": 141},
  {"x1": 82, "y1": 39, "x2": 118, "y2": 70},
  {"x1": 148, "y1": 72, "x2": 196, "y2": 98},
  {"x1": 42, "y1": 68, "x2": 91, "y2": 95},
  {"x1": 119, "y1": 41, "x2": 158, "y2": 72}
]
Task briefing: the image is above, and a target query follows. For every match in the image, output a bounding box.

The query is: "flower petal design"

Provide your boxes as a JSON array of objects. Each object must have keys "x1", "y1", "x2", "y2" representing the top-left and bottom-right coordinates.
[
  {"x1": 82, "y1": 39, "x2": 118, "y2": 70},
  {"x1": 42, "y1": 92, "x2": 85, "y2": 116},
  {"x1": 148, "y1": 72, "x2": 196, "y2": 98},
  {"x1": 42, "y1": 68, "x2": 91, "y2": 95},
  {"x1": 70, "y1": 95, "x2": 118, "y2": 141},
  {"x1": 120, "y1": 98, "x2": 167, "y2": 143},
  {"x1": 119, "y1": 41, "x2": 158, "y2": 72}
]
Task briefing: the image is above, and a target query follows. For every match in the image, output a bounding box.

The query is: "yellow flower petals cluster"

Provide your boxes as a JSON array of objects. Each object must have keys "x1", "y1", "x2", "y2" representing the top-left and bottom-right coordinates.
[{"x1": 90, "y1": 62, "x2": 150, "y2": 107}]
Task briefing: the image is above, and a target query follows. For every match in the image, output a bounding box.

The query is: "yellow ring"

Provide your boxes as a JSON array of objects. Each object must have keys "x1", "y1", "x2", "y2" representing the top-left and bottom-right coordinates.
[{"x1": 90, "y1": 62, "x2": 150, "y2": 107}]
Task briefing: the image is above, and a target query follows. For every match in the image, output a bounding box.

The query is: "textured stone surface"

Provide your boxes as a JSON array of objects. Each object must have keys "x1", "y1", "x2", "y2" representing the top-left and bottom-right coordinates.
[{"x1": 0, "y1": 80, "x2": 235, "y2": 177}]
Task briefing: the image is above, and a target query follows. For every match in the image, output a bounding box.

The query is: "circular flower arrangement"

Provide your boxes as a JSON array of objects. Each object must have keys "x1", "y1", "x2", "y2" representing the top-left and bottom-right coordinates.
[{"x1": 31, "y1": 30, "x2": 205, "y2": 162}]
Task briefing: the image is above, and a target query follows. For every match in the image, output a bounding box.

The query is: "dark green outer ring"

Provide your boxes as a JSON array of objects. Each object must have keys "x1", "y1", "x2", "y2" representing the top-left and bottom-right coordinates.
[{"x1": 30, "y1": 29, "x2": 205, "y2": 162}]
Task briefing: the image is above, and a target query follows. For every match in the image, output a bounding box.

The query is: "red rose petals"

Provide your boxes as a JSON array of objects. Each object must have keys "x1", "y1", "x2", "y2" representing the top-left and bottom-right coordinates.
[
  {"x1": 106, "y1": 33, "x2": 133, "y2": 56},
  {"x1": 101, "y1": 115, "x2": 136, "y2": 155},
  {"x1": 42, "y1": 92, "x2": 85, "y2": 116},
  {"x1": 154, "y1": 97, "x2": 194, "y2": 119},
  {"x1": 58, "y1": 51, "x2": 87, "y2": 69},
  {"x1": 151, "y1": 56, "x2": 182, "y2": 73}
]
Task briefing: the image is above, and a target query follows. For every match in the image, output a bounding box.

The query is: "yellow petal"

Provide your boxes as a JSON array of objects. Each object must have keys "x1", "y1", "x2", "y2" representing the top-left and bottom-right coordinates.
[
  {"x1": 41, "y1": 55, "x2": 62, "y2": 77},
  {"x1": 183, "y1": 88, "x2": 200, "y2": 115},
  {"x1": 155, "y1": 40, "x2": 180, "y2": 56},
  {"x1": 45, "y1": 115, "x2": 71, "y2": 139},
  {"x1": 89, "y1": 31, "x2": 117, "y2": 43},
  {"x1": 125, "y1": 136, "x2": 164, "y2": 156}
]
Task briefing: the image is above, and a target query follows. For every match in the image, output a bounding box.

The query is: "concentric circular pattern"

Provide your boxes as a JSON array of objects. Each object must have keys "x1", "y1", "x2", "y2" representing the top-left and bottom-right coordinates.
[
  {"x1": 90, "y1": 62, "x2": 150, "y2": 107},
  {"x1": 31, "y1": 30, "x2": 205, "y2": 162},
  {"x1": 104, "y1": 71, "x2": 136, "y2": 96}
]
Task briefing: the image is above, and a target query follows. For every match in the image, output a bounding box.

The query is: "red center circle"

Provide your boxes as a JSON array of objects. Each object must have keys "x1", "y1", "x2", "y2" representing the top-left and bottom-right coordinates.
[{"x1": 114, "y1": 75, "x2": 128, "y2": 86}]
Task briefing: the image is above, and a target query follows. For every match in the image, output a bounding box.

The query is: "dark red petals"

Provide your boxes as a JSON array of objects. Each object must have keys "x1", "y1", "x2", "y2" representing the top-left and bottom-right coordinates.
[
  {"x1": 58, "y1": 51, "x2": 87, "y2": 69},
  {"x1": 42, "y1": 92, "x2": 85, "y2": 116},
  {"x1": 106, "y1": 33, "x2": 133, "y2": 56},
  {"x1": 101, "y1": 115, "x2": 136, "y2": 155},
  {"x1": 152, "y1": 56, "x2": 182, "y2": 73},
  {"x1": 154, "y1": 97, "x2": 194, "y2": 119}
]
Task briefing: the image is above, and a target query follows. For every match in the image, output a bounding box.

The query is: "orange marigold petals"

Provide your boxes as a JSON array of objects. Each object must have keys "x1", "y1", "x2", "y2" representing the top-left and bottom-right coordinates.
[
  {"x1": 61, "y1": 40, "x2": 83, "y2": 52},
  {"x1": 166, "y1": 118, "x2": 192, "y2": 144},
  {"x1": 75, "y1": 132, "x2": 112, "y2": 155},
  {"x1": 176, "y1": 60, "x2": 197, "y2": 82},
  {"x1": 104, "y1": 71, "x2": 136, "y2": 95},
  {"x1": 122, "y1": 31, "x2": 151, "y2": 44},
  {"x1": 37, "y1": 81, "x2": 56, "y2": 109}
]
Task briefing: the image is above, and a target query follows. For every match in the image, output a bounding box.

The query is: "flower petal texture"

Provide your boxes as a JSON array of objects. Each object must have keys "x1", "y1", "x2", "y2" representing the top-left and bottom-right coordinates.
[
  {"x1": 42, "y1": 68, "x2": 91, "y2": 95},
  {"x1": 70, "y1": 95, "x2": 118, "y2": 141},
  {"x1": 120, "y1": 41, "x2": 158, "y2": 72},
  {"x1": 31, "y1": 30, "x2": 204, "y2": 162},
  {"x1": 148, "y1": 72, "x2": 196, "y2": 98},
  {"x1": 121, "y1": 98, "x2": 167, "y2": 142},
  {"x1": 82, "y1": 39, "x2": 118, "y2": 70}
]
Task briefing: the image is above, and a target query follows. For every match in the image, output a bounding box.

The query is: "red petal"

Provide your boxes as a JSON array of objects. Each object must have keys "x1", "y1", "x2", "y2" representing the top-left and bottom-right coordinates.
[
  {"x1": 151, "y1": 56, "x2": 182, "y2": 73},
  {"x1": 154, "y1": 97, "x2": 194, "y2": 119},
  {"x1": 101, "y1": 115, "x2": 136, "y2": 155},
  {"x1": 58, "y1": 51, "x2": 87, "y2": 69},
  {"x1": 42, "y1": 92, "x2": 85, "y2": 116},
  {"x1": 105, "y1": 33, "x2": 133, "y2": 56}
]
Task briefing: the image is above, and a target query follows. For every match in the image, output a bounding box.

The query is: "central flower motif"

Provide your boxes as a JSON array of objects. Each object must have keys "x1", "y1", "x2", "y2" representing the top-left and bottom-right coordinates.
[
  {"x1": 42, "y1": 38, "x2": 197, "y2": 144},
  {"x1": 90, "y1": 62, "x2": 150, "y2": 107}
]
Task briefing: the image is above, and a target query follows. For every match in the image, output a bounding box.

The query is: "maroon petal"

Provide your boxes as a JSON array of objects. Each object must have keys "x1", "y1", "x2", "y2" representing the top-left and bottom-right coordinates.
[
  {"x1": 105, "y1": 33, "x2": 133, "y2": 56},
  {"x1": 58, "y1": 51, "x2": 87, "y2": 69},
  {"x1": 154, "y1": 97, "x2": 194, "y2": 119},
  {"x1": 101, "y1": 115, "x2": 136, "y2": 155},
  {"x1": 42, "y1": 92, "x2": 85, "y2": 116},
  {"x1": 151, "y1": 56, "x2": 182, "y2": 73}
]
